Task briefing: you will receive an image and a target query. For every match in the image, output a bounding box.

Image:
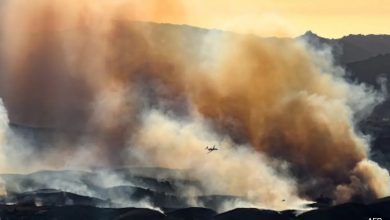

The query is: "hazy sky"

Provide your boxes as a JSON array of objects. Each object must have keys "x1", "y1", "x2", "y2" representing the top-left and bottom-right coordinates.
[
  {"x1": 135, "y1": 0, "x2": 390, "y2": 38},
  {"x1": 0, "y1": 0, "x2": 388, "y2": 38}
]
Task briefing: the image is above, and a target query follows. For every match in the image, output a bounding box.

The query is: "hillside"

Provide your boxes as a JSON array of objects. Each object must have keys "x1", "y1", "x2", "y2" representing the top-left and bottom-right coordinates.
[{"x1": 301, "y1": 31, "x2": 390, "y2": 63}]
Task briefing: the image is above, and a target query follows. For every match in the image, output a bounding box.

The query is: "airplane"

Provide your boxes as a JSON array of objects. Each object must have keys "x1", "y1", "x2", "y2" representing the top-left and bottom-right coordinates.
[{"x1": 205, "y1": 145, "x2": 218, "y2": 153}]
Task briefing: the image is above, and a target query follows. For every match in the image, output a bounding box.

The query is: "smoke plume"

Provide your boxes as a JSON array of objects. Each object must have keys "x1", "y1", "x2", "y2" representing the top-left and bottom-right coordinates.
[{"x1": 0, "y1": 0, "x2": 389, "y2": 210}]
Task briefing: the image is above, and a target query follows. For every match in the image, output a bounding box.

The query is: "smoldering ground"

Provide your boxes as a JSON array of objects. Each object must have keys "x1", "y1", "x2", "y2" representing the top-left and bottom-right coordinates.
[{"x1": 0, "y1": 0, "x2": 389, "y2": 211}]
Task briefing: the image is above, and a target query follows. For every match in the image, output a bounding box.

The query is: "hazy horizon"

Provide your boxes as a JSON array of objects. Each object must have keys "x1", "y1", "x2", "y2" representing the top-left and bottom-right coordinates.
[
  {"x1": 1, "y1": 0, "x2": 390, "y2": 38},
  {"x1": 110, "y1": 0, "x2": 390, "y2": 38}
]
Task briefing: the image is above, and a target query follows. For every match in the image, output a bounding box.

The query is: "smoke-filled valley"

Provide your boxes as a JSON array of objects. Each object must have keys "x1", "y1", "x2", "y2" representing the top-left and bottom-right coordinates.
[{"x1": 1, "y1": 0, "x2": 390, "y2": 219}]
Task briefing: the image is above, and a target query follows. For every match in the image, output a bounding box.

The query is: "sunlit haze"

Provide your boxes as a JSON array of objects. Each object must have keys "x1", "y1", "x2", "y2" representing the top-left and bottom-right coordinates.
[{"x1": 130, "y1": 0, "x2": 390, "y2": 38}]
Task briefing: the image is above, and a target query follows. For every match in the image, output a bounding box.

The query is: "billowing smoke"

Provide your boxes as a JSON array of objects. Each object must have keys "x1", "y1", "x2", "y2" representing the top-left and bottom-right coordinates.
[
  {"x1": 0, "y1": 0, "x2": 389, "y2": 210},
  {"x1": 0, "y1": 100, "x2": 8, "y2": 196},
  {"x1": 129, "y1": 110, "x2": 305, "y2": 210}
]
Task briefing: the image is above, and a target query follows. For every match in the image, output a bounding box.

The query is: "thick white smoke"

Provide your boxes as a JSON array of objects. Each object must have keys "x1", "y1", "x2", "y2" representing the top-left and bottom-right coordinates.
[
  {"x1": 0, "y1": 100, "x2": 8, "y2": 195},
  {"x1": 128, "y1": 110, "x2": 309, "y2": 210}
]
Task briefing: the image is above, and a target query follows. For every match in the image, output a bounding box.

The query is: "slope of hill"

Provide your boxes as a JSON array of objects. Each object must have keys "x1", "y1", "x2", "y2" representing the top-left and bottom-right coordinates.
[
  {"x1": 1, "y1": 169, "x2": 390, "y2": 220},
  {"x1": 339, "y1": 34, "x2": 390, "y2": 63},
  {"x1": 345, "y1": 53, "x2": 390, "y2": 122},
  {"x1": 301, "y1": 31, "x2": 390, "y2": 64},
  {"x1": 346, "y1": 53, "x2": 390, "y2": 86}
]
